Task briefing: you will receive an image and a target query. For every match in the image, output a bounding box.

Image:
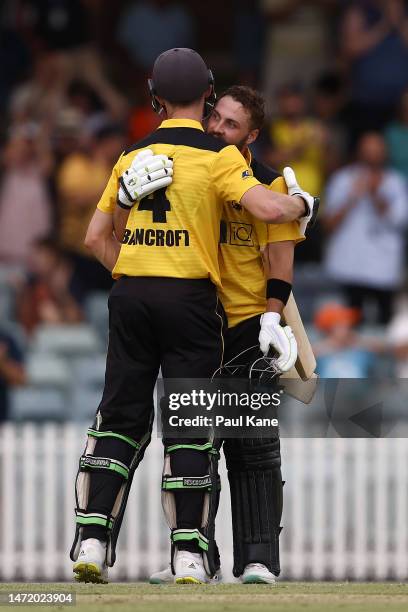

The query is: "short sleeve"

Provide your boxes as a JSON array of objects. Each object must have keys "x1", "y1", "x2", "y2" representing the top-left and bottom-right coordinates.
[
  {"x1": 212, "y1": 145, "x2": 260, "y2": 203},
  {"x1": 96, "y1": 154, "x2": 124, "y2": 214}
]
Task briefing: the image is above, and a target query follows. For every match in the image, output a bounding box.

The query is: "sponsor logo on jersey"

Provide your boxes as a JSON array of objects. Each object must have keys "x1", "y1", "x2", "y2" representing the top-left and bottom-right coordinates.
[
  {"x1": 230, "y1": 222, "x2": 254, "y2": 247},
  {"x1": 242, "y1": 169, "x2": 252, "y2": 179},
  {"x1": 122, "y1": 228, "x2": 190, "y2": 247},
  {"x1": 219, "y1": 220, "x2": 255, "y2": 247},
  {"x1": 228, "y1": 200, "x2": 242, "y2": 211}
]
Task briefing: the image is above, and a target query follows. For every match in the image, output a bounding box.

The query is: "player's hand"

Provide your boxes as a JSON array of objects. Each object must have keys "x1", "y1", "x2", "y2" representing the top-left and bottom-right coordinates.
[
  {"x1": 118, "y1": 149, "x2": 173, "y2": 208},
  {"x1": 259, "y1": 311, "x2": 298, "y2": 372},
  {"x1": 283, "y1": 166, "x2": 319, "y2": 236}
]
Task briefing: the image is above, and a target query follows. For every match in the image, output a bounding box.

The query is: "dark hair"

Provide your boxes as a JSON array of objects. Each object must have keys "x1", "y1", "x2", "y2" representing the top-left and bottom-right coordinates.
[{"x1": 218, "y1": 86, "x2": 265, "y2": 131}]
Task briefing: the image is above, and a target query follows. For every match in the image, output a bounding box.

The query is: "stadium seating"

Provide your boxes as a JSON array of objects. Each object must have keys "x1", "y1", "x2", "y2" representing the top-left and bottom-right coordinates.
[
  {"x1": 31, "y1": 324, "x2": 101, "y2": 357},
  {"x1": 84, "y1": 292, "x2": 110, "y2": 343},
  {"x1": 10, "y1": 387, "x2": 66, "y2": 421},
  {"x1": 27, "y1": 354, "x2": 71, "y2": 390}
]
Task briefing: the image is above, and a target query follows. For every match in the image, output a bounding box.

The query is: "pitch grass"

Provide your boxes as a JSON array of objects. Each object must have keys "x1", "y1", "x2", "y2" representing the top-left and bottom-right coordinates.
[{"x1": 1, "y1": 582, "x2": 408, "y2": 612}]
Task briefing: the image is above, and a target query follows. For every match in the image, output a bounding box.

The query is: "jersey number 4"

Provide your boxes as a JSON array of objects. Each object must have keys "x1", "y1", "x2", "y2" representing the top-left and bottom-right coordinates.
[{"x1": 138, "y1": 188, "x2": 171, "y2": 223}]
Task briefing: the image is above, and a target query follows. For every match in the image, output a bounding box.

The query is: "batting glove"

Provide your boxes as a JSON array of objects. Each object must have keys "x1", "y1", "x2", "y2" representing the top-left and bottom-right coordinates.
[
  {"x1": 283, "y1": 166, "x2": 319, "y2": 235},
  {"x1": 259, "y1": 311, "x2": 298, "y2": 372},
  {"x1": 118, "y1": 149, "x2": 173, "y2": 208}
]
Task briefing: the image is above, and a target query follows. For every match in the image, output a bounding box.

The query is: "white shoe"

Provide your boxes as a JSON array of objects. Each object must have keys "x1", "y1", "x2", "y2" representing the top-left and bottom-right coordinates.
[
  {"x1": 241, "y1": 563, "x2": 277, "y2": 584},
  {"x1": 150, "y1": 562, "x2": 222, "y2": 585},
  {"x1": 73, "y1": 538, "x2": 108, "y2": 584},
  {"x1": 149, "y1": 564, "x2": 173, "y2": 584},
  {"x1": 174, "y1": 551, "x2": 208, "y2": 584}
]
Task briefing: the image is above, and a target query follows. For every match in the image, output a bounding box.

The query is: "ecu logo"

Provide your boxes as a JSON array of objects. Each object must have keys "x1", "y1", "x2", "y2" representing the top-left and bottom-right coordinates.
[{"x1": 220, "y1": 220, "x2": 254, "y2": 247}]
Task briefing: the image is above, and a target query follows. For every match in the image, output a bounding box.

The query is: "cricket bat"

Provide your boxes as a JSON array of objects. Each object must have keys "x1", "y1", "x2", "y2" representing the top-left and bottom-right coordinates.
[
  {"x1": 280, "y1": 369, "x2": 318, "y2": 404},
  {"x1": 282, "y1": 292, "x2": 316, "y2": 380}
]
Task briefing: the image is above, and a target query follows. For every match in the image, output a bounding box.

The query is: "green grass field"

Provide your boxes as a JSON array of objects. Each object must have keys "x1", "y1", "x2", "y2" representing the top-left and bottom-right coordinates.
[{"x1": 1, "y1": 582, "x2": 407, "y2": 612}]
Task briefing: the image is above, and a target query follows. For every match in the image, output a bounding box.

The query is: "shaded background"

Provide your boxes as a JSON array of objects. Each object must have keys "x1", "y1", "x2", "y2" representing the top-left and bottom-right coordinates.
[{"x1": 2, "y1": 1, "x2": 408, "y2": 423}]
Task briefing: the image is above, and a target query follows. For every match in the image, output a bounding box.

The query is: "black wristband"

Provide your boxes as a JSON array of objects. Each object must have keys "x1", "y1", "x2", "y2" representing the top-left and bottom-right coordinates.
[
  {"x1": 266, "y1": 278, "x2": 292, "y2": 304},
  {"x1": 116, "y1": 197, "x2": 131, "y2": 210}
]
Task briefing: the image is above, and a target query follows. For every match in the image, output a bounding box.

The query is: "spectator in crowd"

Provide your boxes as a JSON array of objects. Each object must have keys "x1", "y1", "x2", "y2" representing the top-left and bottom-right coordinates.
[
  {"x1": 266, "y1": 83, "x2": 326, "y2": 262},
  {"x1": 313, "y1": 303, "x2": 381, "y2": 378},
  {"x1": 128, "y1": 87, "x2": 160, "y2": 143},
  {"x1": 116, "y1": 0, "x2": 194, "y2": 75},
  {"x1": 266, "y1": 83, "x2": 326, "y2": 197},
  {"x1": 17, "y1": 0, "x2": 127, "y2": 120},
  {"x1": 385, "y1": 88, "x2": 408, "y2": 182},
  {"x1": 17, "y1": 237, "x2": 83, "y2": 335},
  {"x1": 261, "y1": 0, "x2": 335, "y2": 101},
  {"x1": 8, "y1": 51, "x2": 66, "y2": 129},
  {"x1": 0, "y1": 23, "x2": 30, "y2": 130},
  {"x1": 57, "y1": 123, "x2": 125, "y2": 293},
  {"x1": 387, "y1": 307, "x2": 408, "y2": 377},
  {"x1": 0, "y1": 124, "x2": 53, "y2": 266},
  {"x1": 341, "y1": 0, "x2": 408, "y2": 139},
  {"x1": 313, "y1": 72, "x2": 348, "y2": 174},
  {"x1": 323, "y1": 132, "x2": 408, "y2": 324},
  {"x1": 0, "y1": 329, "x2": 26, "y2": 422},
  {"x1": 233, "y1": 0, "x2": 266, "y2": 87}
]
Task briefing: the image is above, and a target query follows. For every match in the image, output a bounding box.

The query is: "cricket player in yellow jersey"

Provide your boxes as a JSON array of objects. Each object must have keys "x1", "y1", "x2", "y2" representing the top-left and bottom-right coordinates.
[
  {"x1": 149, "y1": 87, "x2": 308, "y2": 585},
  {"x1": 211, "y1": 87, "x2": 304, "y2": 584},
  {"x1": 71, "y1": 48, "x2": 317, "y2": 585}
]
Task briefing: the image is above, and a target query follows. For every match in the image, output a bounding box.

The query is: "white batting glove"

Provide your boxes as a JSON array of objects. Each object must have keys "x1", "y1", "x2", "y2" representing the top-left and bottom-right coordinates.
[
  {"x1": 259, "y1": 311, "x2": 298, "y2": 372},
  {"x1": 118, "y1": 149, "x2": 173, "y2": 208},
  {"x1": 283, "y1": 166, "x2": 319, "y2": 235}
]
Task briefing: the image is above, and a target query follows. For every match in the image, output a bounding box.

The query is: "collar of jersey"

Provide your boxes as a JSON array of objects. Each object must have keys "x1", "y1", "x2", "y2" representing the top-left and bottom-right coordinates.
[
  {"x1": 158, "y1": 118, "x2": 204, "y2": 131},
  {"x1": 243, "y1": 147, "x2": 252, "y2": 165}
]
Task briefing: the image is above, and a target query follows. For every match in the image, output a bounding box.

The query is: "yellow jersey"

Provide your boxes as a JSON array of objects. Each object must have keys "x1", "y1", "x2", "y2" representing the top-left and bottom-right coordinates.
[
  {"x1": 219, "y1": 153, "x2": 304, "y2": 328},
  {"x1": 270, "y1": 118, "x2": 324, "y2": 196},
  {"x1": 96, "y1": 118, "x2": 260, "y2": 287}
]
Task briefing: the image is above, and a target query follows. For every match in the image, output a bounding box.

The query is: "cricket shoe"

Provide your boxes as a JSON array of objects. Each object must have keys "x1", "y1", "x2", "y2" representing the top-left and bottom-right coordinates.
[
  {"x1": 240, "y1": 563, "x2": 277, "y2": 584},
  {"x1": 149, "y1": 563, "x2": 222, "y2": 585},
  {"x1": 73, "y1": 538, "x2": 108, "y2": 584},
  {"x1": 174, "y1": 551, "x2": 210, "y2": 584}
]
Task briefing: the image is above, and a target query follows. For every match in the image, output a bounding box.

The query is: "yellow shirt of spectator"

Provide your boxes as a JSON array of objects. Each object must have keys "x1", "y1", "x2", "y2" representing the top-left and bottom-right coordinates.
[
  {"x1": 270, "y1": 118, "x2": 324, "y2": 196},
  {"x1": 219, "y1": 152, "x2": 304, "y2": 328},
  {"x1": 97, "y1": 119, "x2": 260, "y2": 287}
]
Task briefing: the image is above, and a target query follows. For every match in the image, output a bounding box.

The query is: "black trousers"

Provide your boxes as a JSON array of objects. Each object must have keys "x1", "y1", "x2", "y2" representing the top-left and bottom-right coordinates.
[
  {"x1": 83, "y1": 277, "x2": 225, "y2": 548},
  {"x1": 223, "y1": 314, "x2": 261, "y2": 365},
  {"x1": 223, "y1": 314, "x2": 283, "y2": 576}
]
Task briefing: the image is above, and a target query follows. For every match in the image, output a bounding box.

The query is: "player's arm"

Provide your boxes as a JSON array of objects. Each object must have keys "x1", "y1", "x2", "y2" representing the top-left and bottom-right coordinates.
[
  {"x1": 84, "y1": 153, "x2": 125, "y2": 271},
  {"x1": 240, "y1": 184, "x2": 307, "y2": 223},
  {"x1": 259, "y1": 240, "x2": 297, "y2": 371},
  {"x1": 84, "y1": 209, "x2": 121, "y2": 272},
  {"x1": 213, "y1": 146, "x2": 317, "y2": 227},
  {"x1": 113, "y1": 206, "x2": 130, "y2": 243},
  {"x1": 257, "y1": 175, "x2": 304, "y2": 371},
  {"x1": 262, "y1": 240, "x2": 294, "y2": 315}
]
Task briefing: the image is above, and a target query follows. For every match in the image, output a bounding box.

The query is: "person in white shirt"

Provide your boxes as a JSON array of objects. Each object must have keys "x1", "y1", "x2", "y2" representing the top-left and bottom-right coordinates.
[{"x1": 323, "y1": 132, "x2": 408, "y2": 324}]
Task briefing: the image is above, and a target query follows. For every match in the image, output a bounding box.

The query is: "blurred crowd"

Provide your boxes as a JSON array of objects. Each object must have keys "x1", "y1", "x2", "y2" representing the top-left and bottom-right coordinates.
[{"x1": 1, "y1": 0, "x2": 408, "y2": 420}]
